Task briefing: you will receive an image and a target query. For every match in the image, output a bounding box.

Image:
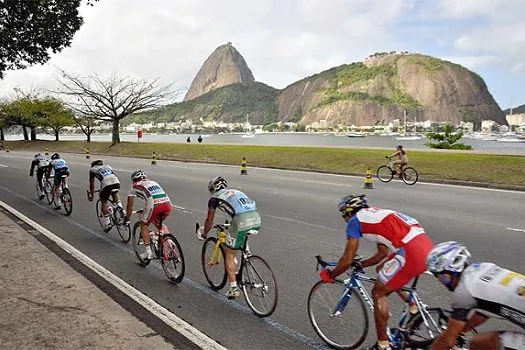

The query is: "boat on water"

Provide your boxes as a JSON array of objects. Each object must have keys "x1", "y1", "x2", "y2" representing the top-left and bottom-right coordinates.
[
  {"x1": 241, "y1": 132, "x2": 255, "y2": 138},
  {"x1": 496, "y1": 138, "x2": 525, "y2": 143},
  {"x1": 395, "y1": 134, "x2": 421, "y2": 141},
  {"x1": 347, "y1": 133, "x2": 366, "y2": 138}
]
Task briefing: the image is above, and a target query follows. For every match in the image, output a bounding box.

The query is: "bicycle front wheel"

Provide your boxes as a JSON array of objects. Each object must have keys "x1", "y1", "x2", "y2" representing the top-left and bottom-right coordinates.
[
  {"x1": 132, "y1": 222, "x2": 151, "y2": 266},
  {"x1": 201, "y1": 237, "x2": 227, "y2": 290},
  {"x1": 114, "y1": 207, "x2": 130, "y2": 243},
  {"x1": 402, "y1": 167, "x2": 418, "y2": 185},
  {"x1": 160, "y1": 234, "x2": 185, "y2": 283},
  {"x1": 405, "y1": 308, "x2": 447, "y2": 348},
  {"x1": 241, "y1": 255, "x2": 278, "y2": 317},
  {"x1": 45, "y1": 181, "x2": 53, "y2": 205},
  {"x1": 62, "y1": 187, "x2": 73, "y2": 216},
  {"x1": 308, "y1": 280, "x2": 369, "y2": 349},
  {"x1": 377, "y1": 166, "x2": 393, "y2": 183},
  {"x1": 95, "y1": 200, "x2": 106, "y2": 230}
]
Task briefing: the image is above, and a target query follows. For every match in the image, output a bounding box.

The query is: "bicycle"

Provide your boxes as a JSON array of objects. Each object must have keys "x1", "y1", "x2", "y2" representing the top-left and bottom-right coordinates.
[
  {"x1": 47, "y1": 174, "x2": 73, "y2": 215},
  {"x1": 307, "y1": 255, "x2": 473, "y2": 349},
  {"x1": 377, "y1": 158, "x2": 419, "y2": 185},
  {"x1": 131, "y1": 210, "x2": 185, "y2": 283},
  {"x1": 89, "y1": 189, "x2": 130, "y2": 243},
  {"x1": 34, "y1": 169, "x2": 50, "y2": 201},
  {"x1": 197, "y1": 221, "x2": 278, "y2": 317}
]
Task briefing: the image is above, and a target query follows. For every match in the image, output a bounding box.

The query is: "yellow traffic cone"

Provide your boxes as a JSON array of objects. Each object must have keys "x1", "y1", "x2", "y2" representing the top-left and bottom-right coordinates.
[
  {"x1": 85, "y1": 147, "x2": 90, "y2": 159},
  {"x1": 240, "y1": 157, "x2": 248, "y2": 175},
  {"x1": 364, "y1": 167, "x2": 374, "y2": 189},
  {"x1": 6, "y1": 146, "x2": 10, "y2": 153},
  {"x1": 45, "y1": 147, "x2": 49, "y2": 156},
  {"x1": 151, "y1": 151, "x2": 157, "y2": 165}
]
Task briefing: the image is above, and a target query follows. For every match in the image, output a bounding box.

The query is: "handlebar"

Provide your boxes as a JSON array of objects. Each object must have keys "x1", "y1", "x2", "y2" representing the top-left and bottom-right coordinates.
[
  {"x1": 315, "y1": 254, "x2": 362, "y2": 271},
  {"x1": 195, "y1": 220, "x2": 230, "y2": 233}
]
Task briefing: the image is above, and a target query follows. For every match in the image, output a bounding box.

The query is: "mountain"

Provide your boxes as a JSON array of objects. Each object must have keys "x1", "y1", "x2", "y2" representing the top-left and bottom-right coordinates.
[
  {"x1": 503, "y1": 104, "x2": 525, "y2": 114},
  {"x1": 278, "y1": 53, "x2": 505, "y2": 127},
  {"x1": 184, "y1": 42, "x2": 255, "y2": 101}
]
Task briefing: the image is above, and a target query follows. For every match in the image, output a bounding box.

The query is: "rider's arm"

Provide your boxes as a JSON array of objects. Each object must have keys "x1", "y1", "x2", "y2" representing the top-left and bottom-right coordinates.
[
  {"x1": 330, "y1": 238, "x2": 359, "y2": 278},
  {"x1": 125, "y1": 195, "x2": 134, "y2": 222},
  {"x1": 88, "y1": 170, "x2": 95, "y2": 197},
  {"x1": 431, "y1": 317, "x2": 466, "y2": 350},
  {"x1": 203, "y1": 208, "x2": 216, "y2": 236},
  {"x1": 360, "y1": 243, "x2": 389, "y2": 268},
  {"x1": 387, "y1": 150, "x2": 399, "y2": 158},
  {"x1": 29, "y1": 159, "x2": 37, "y2": 176}
]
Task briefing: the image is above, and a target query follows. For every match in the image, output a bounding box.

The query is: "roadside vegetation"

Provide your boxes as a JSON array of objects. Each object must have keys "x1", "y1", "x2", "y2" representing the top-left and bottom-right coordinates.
[
  {"x1": 426, "y1": 124, "x2": 472, "y2": 150},
  {"x1": 4, "y1": 140, "x2": 525, "y2": 188}
]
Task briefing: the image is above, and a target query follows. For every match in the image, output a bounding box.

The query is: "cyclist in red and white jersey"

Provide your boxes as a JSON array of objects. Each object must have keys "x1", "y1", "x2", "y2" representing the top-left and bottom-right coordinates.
[
  {"x1": 319, "y1": 194, "x2": 433, "y2": 350},
  {"x1": 124, "y1": 170, "x2": 172, "y2": 260}
]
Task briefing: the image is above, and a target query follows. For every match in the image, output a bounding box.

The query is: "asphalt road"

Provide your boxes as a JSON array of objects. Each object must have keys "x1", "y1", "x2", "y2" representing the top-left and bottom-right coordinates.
[{"x1": 1, "y1": 151, "x2": 524, "y2": 349}]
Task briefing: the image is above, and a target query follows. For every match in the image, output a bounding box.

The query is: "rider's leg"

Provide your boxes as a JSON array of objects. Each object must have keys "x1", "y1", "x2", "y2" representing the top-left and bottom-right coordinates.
[
  {"x1": 392, "y1": 160, "x2": 402, "y2": 176},
  {"x1": 100, "y1": 198, "x2": 111, "y2": 230},
  {"x1": 371, "y1": 281, "x2": 394, "y2": 348},
  {"x1": 224, "y1": 247, "x2": 241, "y2": 299},
  {"x1": 467, "y1": 331, "x2": 501, "y2": 350},
  {"x1": 139, "y1": 221, "x2": 154, "y2": 258},
  {"x1": 463, "y1": 311, "x2": 489, "y2": 333}
]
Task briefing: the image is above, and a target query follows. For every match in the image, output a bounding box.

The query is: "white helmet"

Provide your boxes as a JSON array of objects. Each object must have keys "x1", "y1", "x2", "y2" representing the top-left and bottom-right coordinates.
[{"x1": 427, "y1": 241, "x2": 471, "y2": 274}]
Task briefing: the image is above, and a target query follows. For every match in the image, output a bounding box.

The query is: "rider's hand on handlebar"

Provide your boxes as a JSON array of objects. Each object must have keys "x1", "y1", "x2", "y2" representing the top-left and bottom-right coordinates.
[
  {"x1": 351, "y1": 261, "x2": 363, "y2": 272},
  {"x1": 320, "y1": 269, "x2": 335, "y2": 283}
]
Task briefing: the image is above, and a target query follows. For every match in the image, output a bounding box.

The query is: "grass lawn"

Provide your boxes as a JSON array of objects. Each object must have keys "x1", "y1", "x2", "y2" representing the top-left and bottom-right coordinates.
[{"x1": 4, "y1": 140, "x2": 525, "y2": 188}]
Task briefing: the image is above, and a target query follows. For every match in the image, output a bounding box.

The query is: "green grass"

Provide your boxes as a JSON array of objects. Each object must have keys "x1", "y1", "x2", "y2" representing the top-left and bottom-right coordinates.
[{"x1": 5, "y1": 140, "x2": 525, "y2": 188}]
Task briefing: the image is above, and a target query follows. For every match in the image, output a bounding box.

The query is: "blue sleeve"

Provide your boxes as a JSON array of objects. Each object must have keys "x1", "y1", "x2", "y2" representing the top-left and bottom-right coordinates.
[{"x1": 345, "y1": 216, "x2": 362, "y2": 239}]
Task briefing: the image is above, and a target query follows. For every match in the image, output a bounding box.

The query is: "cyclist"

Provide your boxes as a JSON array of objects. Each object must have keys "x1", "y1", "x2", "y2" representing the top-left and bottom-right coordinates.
[
  {"x1": 320, "y1": 194, "x2": 433, "y2": 350},
  {"x1": 87, "y1": 159, "x2": 122, "y2": 232},
  {"x1": 48, "y1": 153, "x2": 70, "y2": 209},
  {"x1": 29, "y1": 153, "x2": 50, "y2": 200},
  {"x1": 386, "y1": 145, "x2": 408, "y2": 178},
  {"x1": 197, "y1": 177, "x2": 261, "y2": 299},
  {"x1": 124, "y1": 170, "x2": 171, "y2": 261},
  {"x1": 427, "y1": 241, "x2": 524, "y2": 350}
]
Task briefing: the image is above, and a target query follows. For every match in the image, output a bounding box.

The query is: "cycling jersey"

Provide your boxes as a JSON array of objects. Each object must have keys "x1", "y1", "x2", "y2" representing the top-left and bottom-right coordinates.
[
  {"x1": 346, "y1": 207, "x2": 433, "y2": 290},
  {"x1": 208, "y1": 188, "x2": 257, "y2": 218},
  {"x1": 50, "y1": 158, "x2": 68, "y2": 171},
  {"x1": 129, "y1": 179, "x2": 171, "y2": 227},
  {"x1": 451, "y1": 263, "x2": 525, "y2": 328},
  {"x1": 89, "y1": 165, "x2": 120, "y2": 189},
  {"x1": 49, "y1": 159, "x2": 70, "y2": 186},
  {"x1": 30, "y1": 156, "x2": 50, "y2": 178}
]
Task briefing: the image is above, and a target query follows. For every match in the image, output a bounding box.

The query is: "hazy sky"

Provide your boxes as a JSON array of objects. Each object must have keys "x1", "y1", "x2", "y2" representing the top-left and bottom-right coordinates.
[{"x1": 1, "y1": 0, "x2": 524, "y2": 108}]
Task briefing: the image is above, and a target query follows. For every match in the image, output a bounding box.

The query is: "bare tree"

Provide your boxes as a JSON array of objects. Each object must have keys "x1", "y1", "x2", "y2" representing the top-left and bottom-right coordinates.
[
  {"x1": 54, "y1": 70, "x2": 176, "y2": 145},
  {"x1": 74, "y1": 113, "x2": 101, "y2": 142}
]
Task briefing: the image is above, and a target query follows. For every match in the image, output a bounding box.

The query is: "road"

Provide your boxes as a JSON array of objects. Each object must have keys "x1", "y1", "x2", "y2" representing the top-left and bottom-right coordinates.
[{"x1": 1, "y1": 151, "x2": 524, "y2": 349}]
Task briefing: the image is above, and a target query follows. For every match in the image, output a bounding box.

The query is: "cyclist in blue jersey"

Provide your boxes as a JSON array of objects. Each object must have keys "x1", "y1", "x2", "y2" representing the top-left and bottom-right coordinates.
[
  {"x1": 47, "y1": 153, "x2": 70, "y2": 209},
  {"x1": 198, "y1": 177, "x2": 261, "y2": 299}
]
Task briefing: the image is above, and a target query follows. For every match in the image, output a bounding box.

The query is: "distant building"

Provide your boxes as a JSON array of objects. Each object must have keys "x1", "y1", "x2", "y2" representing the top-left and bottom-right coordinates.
[
  {"x1": 506, "y1": 113, "x2": 525, "y2": 126},
  {"x1": 481, "y1": 120, "x2": 496, "y2": 132}
]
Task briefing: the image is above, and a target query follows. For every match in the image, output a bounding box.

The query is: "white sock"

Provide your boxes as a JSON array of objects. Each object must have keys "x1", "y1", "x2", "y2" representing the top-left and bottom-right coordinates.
[
  {"x1": 145, "y1": 244, "x2": 152, "y2": 255},
  {"x1": 103, "y1": 216, "x2": 110, "y2": 227},
  {"x1": 230, "y1": 282, "x2": 237, "y2": 288}
]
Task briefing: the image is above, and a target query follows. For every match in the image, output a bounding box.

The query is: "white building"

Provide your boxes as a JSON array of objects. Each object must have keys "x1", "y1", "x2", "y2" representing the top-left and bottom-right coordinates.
[
  {"x1": 481, "y1": 119, "x2": 496, "y2": 132},
  {"x1": 506, "y1": 113, "x2": 525, "y2": 126}
]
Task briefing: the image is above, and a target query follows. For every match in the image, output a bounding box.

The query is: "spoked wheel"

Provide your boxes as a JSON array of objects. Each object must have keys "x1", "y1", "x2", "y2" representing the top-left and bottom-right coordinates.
[
  {"x1": 307, "y1": 280, "x2": 369, "y2": 349},
  {"x1": 132, "y1": 222, "x2": 151, "y2": 266},
  {"x1": 114, "y1": 206, "x2": 131, "y2": 243},
  {"x1": 160, "y1": 234, "x2": 185, "y2": 283},
  {"x1": 402, "y1": 167, "x2": 419, "y2": 185},
  {"x1": 201, "y1": 237, "x2": 227, "y2": 290},
  {"x1": 45, "y1": 181, "x2": 54, "y2": 205},
  {"x1": 35, "y1": 180, "x2": 43, "y2": 200},
  {"x1": 62, "y1": 187, "x2": 73, "y2": 216},
  {"x1": 377, "y1": 165, "x2": 394, "y2": 183},
  {"x1": 95, "y1": 200, "x2": 106, "y2": 230},
  {"x1": 241, "y1": 255, "x2": 278, "y2": 317}
]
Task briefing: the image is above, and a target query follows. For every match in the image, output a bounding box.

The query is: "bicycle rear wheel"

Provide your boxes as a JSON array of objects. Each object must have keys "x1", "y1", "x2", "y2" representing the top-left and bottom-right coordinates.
[
  {"x1": 201, "y1": 237, "x2": 227, "y2": 290},
  {"x1": 114, "y1": 206, "x2": 130, "y2": 243},
  {"x1": 160, "y1": 234, "x2": 185, "y2": 283},
  {"x1": 95, "y1": 200, "x2": 106, "y2": 230},
  {"x1": 241, "y1": 255, "x2": 278, "y2": 317},
  {"x1": 35, "y1": 180, "x2": 43, "y2": 200},
  {"x1": 377, "y1": 166, "x2": 394, "y2": 183},
  {"x1": 62, "y1": 187, "x2": 73, "y2": 216},
  {"x1": 132, "y1": 221, "x2": 151, "y2": 266},
  {"x1": 308, "y1": 280, "x2": 369, "y2": 349},
  {"x1": 45, "y1": 181, "x2": 53, "y2": 205},
  {"x1": 402, "y1": 167, "x2": 418, "y2": 185}
]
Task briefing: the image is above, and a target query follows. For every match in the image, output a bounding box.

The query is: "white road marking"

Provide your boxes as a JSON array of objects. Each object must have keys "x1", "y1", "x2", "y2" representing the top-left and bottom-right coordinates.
[
  {"x1": 0, "y1": 164, "x2": 8, "y2": 168},
  {"x1": 507, "y1": 227, "x2": 525, "y2": 233},
  {"x1": 0, "y1": 199, "x2": 226, "y2": 350},
  {"x1": 172, "y1": 205, "x2": 191, "y2": 213}
]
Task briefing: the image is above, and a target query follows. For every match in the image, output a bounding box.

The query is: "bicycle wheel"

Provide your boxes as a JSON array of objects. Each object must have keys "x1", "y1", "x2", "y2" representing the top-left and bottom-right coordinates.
[
  {"x1": 402, "y1": 167, "x2": 418, "y2": 185},
  {"x1": 114, "y1": 206, "x2": 131, "y2": 243},
  {"x1": 377, "y1": 165, "x2": 394, "y2": 183},
  {"x1": 95, "y1": 200, "x2": 106, "y2": 230},
  {"x1": 45, "y1": 181, "x2": 54, "y2": 205},
  {"x1": 160, "y1": 234, "x2": 185, "y2": 283},
  {"x1": 132, "y1": 221, "x2": 151, "y2": 266},
  {"x1": 241, "y1": 255, "x2": 278, "y2": 317},
  {"x1": 308, "y1": 280, "x2": 369, "y2": 349},
  {"x1": 201, "y1": 237, "x2": 227, "y2": 290},
  {"x1": 62, "y1": 187, "x2": 73, "y2": 216}
]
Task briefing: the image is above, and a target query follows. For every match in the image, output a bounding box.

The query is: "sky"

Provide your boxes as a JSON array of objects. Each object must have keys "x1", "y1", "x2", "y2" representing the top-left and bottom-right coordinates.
[{"x1": 1, "y1": 0, "x2": 524, "y2": 109}]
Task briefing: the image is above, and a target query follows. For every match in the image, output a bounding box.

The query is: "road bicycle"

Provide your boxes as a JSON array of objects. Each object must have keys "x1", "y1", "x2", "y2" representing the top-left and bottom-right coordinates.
[
  {"x1": 89, "y1": 189, "x2": 130, "y2": 243},
  {"x1": 307, "y1": 255, "x2": 472, "y2": 349},
  {"x1": 34, "y1": 169, "x2": 50, "y2": 201},
  {"x1": 45, "y1": 174, "x2": 73, "y2": 215},
  {"x1": 197, "y1": 221, "x2": 278, "y2": 317},
  {"x1": 131, "y1": 210, "x2": 185, "y2": 283},
  {"x1": 377, "y1": 158, "x2": 419, "y2": 185}
]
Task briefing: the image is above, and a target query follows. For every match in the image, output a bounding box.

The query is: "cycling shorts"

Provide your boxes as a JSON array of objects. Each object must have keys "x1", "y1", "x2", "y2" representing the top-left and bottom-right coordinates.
[
  {"x1": 141, "y1": 202, "x2": 172, "y2": 229},
  {"x1": 378, "y1": 234, "x2": 433, "y2": 291},
  {"x1": 227, "y1": 211, "x2": 261, "y2": 250},
  {"x1": 100, "y1": 183, "x2": 120, "y2": 201},
  {"x1": 53, "y1": 168, "x2": 70, "y2": 186}
]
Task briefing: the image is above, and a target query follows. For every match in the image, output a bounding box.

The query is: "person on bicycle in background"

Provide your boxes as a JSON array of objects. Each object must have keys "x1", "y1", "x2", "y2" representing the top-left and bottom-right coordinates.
[
  {"x1": 87, "y1": 159, "x2": 123, "y2": 232},
  {"x1": 320, "y1": 194, "x2": 433, "y2": 350},
  {"x1": 124, "y1": 170, "x2": 171, "y2": 261},
  {"x1": 47, "y1": 153, "x2": 70, "y2": 209},
  {"x1": 428, "y1": 241, "x2": 524, "y2": 350},
  {"x1": 198, "y1": 176, "x2": 261, "y2": 299},
  {"x1": 29, "y1": 153, "x2": 50, "y2": 200},
  {"x1": 386, "y1": 145, "x2": 408, "y2": 178}
]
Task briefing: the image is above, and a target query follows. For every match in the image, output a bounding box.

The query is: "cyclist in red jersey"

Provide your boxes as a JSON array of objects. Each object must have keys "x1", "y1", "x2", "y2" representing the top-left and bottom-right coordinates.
[{"x1": 320, "y1": 194, "x2": 433, "y2": 350}]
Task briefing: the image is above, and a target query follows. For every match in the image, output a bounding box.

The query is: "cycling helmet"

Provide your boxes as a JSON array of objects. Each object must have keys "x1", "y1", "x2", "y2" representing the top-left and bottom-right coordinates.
[
  {"x1": 208, "y1": 176, "x2": 228, "y2": 193},
  {"x1": 51, "y1": 153, "x2": 60, "y2": 160},
  {"x1": 397, "y1": 145, "x2": 403, "y2": 149},
  {"x1": 427, "y1": 241, "x2": 471, "y2": 275},
  {"x1": 34, "y1": 153, "x2": 42, "y2": 158},
  {"x1": 131, "y1": 170, "x2": 147, "y2": 181},
  {"x1": 337, "y1": 194, "x2": 369, "y2": 216},
  {"x1": 91, "y1": 159, "x2": 103, "y2": 167}
]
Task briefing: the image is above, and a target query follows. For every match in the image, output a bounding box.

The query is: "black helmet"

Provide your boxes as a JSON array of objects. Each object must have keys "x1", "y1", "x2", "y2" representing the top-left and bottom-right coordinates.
[
  {"x1": 208, "y1": 176, "x2": 228, "y2": 193},
  {"x1": 51, "y1": 153, "x2": 60, "y2": 160},
  {"x1": 337, "y1": 194, "x2": 369, "y2": 216},
  {"x1": 34, "y1": 153, "x2": 42, "y2": 158},
  {"x1": 397, "y1": 145, "x2": 403, "y2": 149},
  {"x1": 91, "y1": 159, "x2": 103, "y2": 167}
]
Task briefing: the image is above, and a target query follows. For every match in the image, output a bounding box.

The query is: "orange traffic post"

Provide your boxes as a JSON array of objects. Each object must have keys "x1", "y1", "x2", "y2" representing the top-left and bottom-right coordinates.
[
  {"x1": 240, "y1": 157, "x2": 248, "y2": 175},
  {"x1": 151, "y1": 151, "x2": 157, "y2": 165}
]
